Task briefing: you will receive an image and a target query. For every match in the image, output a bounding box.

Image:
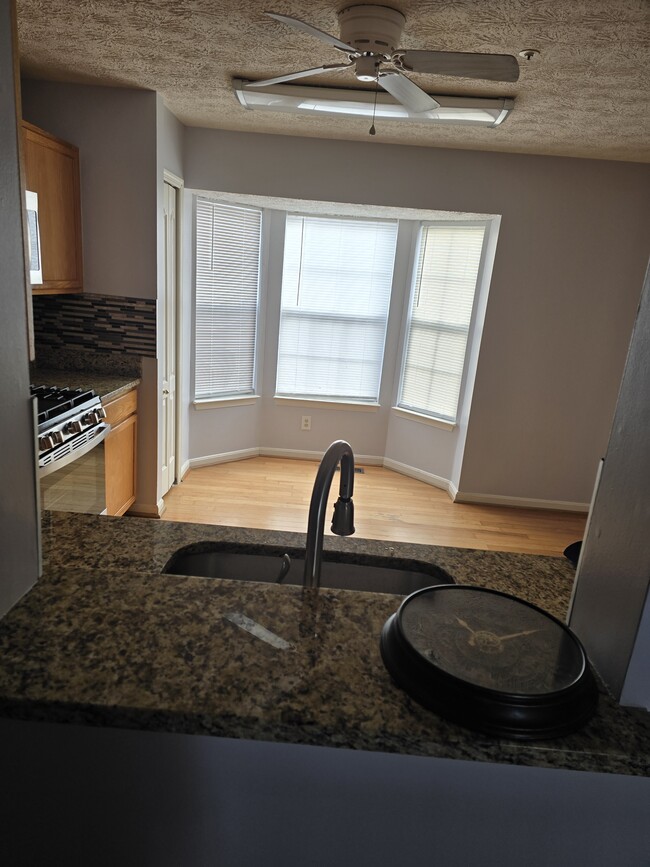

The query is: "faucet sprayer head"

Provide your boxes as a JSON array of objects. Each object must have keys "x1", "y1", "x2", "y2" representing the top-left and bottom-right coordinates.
[{"x1": 331, "y1": 497, "x2": 355, "y2": 536}]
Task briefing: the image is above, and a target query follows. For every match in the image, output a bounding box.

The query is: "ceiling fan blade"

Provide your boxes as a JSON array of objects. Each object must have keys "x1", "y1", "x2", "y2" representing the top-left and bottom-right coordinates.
[
  {"x1": 378, "y1": 72, "x2": 440, "y2": 113},
  {"x1": 246, "y1": 63, "x2": 353, "y2": 88},
  {"x1": 398, "y1": 50, "x2": 519, "y2": 82},
  {"x1": 265, "y1": 12, "x2": 357, "y2": 54}
]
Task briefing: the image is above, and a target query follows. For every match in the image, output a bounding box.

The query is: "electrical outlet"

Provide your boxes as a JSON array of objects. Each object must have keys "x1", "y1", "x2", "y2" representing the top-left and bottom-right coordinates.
[{"x1": 301, "y1": 415, "x2": 311, "y2": 431}]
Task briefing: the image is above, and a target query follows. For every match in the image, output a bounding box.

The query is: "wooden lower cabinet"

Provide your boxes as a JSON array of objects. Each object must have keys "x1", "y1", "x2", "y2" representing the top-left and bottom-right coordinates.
[{"x1": 103, "y1": 389, "x2": 137, "y2": 516}]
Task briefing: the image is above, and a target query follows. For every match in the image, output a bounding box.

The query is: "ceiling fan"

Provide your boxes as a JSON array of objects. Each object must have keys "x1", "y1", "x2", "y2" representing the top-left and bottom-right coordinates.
[{"x1": 248, "y1": 5, "x2": 520, "y2": 115}]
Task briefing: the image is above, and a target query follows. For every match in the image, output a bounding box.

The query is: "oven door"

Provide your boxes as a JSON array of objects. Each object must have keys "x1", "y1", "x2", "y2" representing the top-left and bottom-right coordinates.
[{"x1": 40, "y1": 435, "x2": 108, "y2": 515}]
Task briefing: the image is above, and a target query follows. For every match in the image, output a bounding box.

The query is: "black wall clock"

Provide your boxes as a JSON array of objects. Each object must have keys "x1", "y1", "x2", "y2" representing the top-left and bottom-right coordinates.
[{"x1": 380, "y1": 585, "x2": 598, "y2": 740}]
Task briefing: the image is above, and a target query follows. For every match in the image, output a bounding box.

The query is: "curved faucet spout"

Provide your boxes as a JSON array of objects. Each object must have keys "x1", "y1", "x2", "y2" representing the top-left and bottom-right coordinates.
[{"x1": 303, "y1": 440, "x2": 356, "y2": 589}]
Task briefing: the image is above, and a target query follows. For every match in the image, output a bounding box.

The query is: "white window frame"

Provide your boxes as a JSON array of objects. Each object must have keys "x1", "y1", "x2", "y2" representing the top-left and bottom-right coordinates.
[
  {"x1": 394, "y1": 219, "x2": 493, "y2": 426},
  {"x1": 274, "y1": 212, "x2": 399, "y2": 405}
]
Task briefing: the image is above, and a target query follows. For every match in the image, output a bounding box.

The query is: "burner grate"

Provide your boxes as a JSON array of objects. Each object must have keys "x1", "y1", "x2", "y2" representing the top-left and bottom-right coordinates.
[{"x1": 30, "y1": 385, "x2": 98, "y2": 425}]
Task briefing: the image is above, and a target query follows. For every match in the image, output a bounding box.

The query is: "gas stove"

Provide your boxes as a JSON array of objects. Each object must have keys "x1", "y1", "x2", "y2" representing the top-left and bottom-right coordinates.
[{"x1": 31, "y1": 385, "x2": 110, "y2": 476}]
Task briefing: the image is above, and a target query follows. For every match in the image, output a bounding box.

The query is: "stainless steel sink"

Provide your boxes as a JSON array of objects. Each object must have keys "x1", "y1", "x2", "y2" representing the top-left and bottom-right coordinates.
[{"x1": 162, "y1": 542, "x2": 454, "y2": 595}]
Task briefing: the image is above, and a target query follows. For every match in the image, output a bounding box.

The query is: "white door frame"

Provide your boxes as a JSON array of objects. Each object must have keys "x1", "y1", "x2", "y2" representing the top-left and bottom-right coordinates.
[{"x1": 163, "y1": 169, "x2": 184, "y2": 488}]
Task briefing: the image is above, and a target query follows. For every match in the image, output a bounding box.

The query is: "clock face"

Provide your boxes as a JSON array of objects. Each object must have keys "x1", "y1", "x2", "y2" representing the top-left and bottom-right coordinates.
[{"x1": 399, "y1": 586, "x2": 585, "y2": 696}]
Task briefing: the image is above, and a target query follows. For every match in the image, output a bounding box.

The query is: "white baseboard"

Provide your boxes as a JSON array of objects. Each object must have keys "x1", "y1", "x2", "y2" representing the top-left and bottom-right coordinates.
[
  {"x1": 260, "y1": 447, "x2": 383, "y2": 466},
  {"x1": 179, "y1": 460, "x2": 191, "y2": 481},
  {"x1": 189, "y1": 448, "x2": 260, "y2": 469},
  {"x1": 453, "y1": 491, "x2": 590, "y2": 512},
  {"x1": 188, "y1": 446, "x2": 382, "y2": 470},
  {"x1": 382, "y1": 457, "x2": 454, "y2": 496}
]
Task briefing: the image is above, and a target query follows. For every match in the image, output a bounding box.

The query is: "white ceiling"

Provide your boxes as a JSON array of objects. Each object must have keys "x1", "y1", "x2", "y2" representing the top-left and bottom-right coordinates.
[{"x1": 16, "y1": 0, "x2": 650, "y2": 162}]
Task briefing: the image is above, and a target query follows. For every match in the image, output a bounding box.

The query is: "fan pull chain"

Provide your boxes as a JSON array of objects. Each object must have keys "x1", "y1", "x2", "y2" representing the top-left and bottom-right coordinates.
[{"x1": 369, "y1": 74, "x2": 379, "y2": 136}]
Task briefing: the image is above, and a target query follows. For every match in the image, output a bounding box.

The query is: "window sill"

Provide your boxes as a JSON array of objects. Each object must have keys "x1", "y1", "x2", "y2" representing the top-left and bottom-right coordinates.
[
  {"x1": 193, "y1": 395, "x2": 260, "y2": 410},
  {"x1": 391, "y1": 407, "x2": 456, "y2": 431},
  {"x1": 274, "y1": 396, "x2": 380, "y2": 412}
]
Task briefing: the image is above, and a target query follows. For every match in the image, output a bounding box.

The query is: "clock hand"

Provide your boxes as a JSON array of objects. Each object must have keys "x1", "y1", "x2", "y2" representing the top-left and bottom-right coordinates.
[
  {"x1": 496, "y1": 628, "x2": 541, "y2": 641},
  {"x1": 455, "y1": 617, "x2": 477, "y2": 635}
]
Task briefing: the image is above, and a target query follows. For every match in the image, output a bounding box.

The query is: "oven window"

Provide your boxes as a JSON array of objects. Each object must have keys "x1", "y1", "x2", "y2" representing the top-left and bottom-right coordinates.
[{"x1": 40, "y1": 444, "x2": 106, "y2": 514}]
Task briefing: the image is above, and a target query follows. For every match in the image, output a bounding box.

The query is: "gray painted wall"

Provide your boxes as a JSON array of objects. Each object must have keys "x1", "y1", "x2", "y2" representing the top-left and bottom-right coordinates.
[
  {"x1": 570, "y1": 261, "x2": 650, "y2": 706},
  {"x1": 184, "y1": 128, "x2": 650, "y2": 504},
  {"x1": 0, "y1": 0, "x2": 39, "y2": 616},
  {"x1": 2, "y1": 720, "x2": 649, "y2": 867}
]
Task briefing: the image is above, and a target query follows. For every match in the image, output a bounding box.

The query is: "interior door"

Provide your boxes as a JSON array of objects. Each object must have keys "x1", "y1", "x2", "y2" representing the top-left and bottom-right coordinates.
[{"x1": 161, "y1": 181, "x2": 177, "y2": 495}]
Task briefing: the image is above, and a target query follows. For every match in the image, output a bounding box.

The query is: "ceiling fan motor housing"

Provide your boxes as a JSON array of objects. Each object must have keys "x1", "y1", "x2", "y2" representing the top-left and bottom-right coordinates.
[{"x1": 338, "y1": 4, "x2": 406, "y2": 57}]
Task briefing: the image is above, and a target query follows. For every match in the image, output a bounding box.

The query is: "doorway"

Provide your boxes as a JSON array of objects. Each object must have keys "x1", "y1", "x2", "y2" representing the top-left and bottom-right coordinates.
[{"x1": 161, "y1": 172, "x2": 183, "y2": 496}]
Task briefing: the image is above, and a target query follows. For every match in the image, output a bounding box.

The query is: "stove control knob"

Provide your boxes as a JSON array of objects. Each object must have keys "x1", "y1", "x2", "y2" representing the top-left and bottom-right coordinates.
[
  {"x1": 38, "y1": 434, "x2": 54, "y2": 451},
  {"x1": 65, "y1": 420, "x2": 82, "y2": 435},
  {"x1": 82, "y1": 411, "x2": 99, "y2": 426},
  {"x1": 96, "y1": 406, "x2": 107, "y2": 420},
  {"x1": 50, "y1": 430, "x2": 64, "y2": 445}
]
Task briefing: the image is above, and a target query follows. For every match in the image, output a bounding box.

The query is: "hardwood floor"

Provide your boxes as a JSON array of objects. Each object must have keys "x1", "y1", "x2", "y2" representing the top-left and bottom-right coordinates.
[{"x1": 161, "y1": 457, "x2": 587, "y2": 557}]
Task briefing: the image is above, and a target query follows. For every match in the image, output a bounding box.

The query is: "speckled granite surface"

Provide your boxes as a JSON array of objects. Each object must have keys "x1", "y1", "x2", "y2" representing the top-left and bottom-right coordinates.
[
  {"x1": 31, "y1": 367, "x2": 140, "y2": 403},
  {"x1": 0, "y1": 513, "x2": 647, "y2": 776}
]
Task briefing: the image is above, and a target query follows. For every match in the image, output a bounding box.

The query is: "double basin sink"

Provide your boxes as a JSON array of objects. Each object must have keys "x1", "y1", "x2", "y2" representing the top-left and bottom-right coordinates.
[{"x1": 163, "y1": 542, "x2": 454, "y2": 595}]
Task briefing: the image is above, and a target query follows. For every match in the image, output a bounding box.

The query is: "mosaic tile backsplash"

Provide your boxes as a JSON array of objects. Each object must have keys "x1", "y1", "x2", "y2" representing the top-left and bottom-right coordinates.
[{"x1": 33, "y1": 293, "x2": 156, "y2": 358}]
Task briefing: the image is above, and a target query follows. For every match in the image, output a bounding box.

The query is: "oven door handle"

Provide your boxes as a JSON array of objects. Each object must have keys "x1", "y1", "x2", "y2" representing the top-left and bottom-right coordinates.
[{"x1": 38, "y1": 423, "x2": 112, "y2": 478}]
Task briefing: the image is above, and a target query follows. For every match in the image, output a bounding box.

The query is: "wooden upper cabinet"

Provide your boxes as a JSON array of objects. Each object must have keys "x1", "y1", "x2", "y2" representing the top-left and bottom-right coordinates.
[{"x1": 22, "y1": 120, "x2": 83, "y2": 294}]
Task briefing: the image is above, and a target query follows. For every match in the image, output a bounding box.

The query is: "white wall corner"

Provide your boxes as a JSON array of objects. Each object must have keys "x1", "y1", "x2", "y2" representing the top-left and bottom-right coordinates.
[
  {"x1": 382, "y1": 457, "x2": 454, "y2": 498},
  {"x1": 179, "y1": 459, "x2": 191, "y2": 481}
]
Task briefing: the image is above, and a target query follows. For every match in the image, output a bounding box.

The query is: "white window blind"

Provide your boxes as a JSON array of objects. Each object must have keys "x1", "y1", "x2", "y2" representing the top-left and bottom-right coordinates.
[
  {"x1": 398, "y1": 223, "x2": 486, "y2": 422},
  {"x1": 194, "y1": 198, "x2": 261, "y2": 400},
  {"x1": 276, "y1": 214, "x2": 398, "y2": 402}
]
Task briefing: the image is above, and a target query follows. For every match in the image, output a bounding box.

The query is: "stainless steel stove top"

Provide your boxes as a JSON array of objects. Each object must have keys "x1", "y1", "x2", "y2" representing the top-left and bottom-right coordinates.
[{"x1": 31, "y1": 385, "x2": 110, "y2": 475}]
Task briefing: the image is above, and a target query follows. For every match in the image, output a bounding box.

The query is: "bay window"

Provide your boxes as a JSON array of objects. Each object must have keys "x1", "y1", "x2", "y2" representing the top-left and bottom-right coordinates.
[
  {"x1": 192, "y1": 197, "x2": 494, "y2": 425},
  {"x1": 397, "y1": 222, "x2": 487, "y2": 423},
  {"x1": 275, "y1": 214, "x2": 398, "y2": 403}
]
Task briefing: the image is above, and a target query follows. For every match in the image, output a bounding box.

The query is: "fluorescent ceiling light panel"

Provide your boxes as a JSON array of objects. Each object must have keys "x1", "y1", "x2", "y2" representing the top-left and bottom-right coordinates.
[{"x1": 233, "y1": 79, "x2": 513, "y2": 127}]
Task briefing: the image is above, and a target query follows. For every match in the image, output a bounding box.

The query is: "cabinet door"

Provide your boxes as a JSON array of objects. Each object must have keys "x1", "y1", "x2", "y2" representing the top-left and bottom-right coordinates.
[
  {"x1": 105, "y1": 414, "x2": 137, "y2": 516},
  {"x1": 22, "y1": 121, "x2": 83, "y2": 293}
]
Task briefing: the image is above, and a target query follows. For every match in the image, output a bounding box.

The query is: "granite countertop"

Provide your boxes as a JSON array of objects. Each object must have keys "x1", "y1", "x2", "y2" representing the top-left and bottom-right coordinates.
[
  {"x1": 0, "y1": 512, "x2": 647, "y2": 776},
  {"x1": 31, "y1": 367, "x2": 140, "y2": 403}
]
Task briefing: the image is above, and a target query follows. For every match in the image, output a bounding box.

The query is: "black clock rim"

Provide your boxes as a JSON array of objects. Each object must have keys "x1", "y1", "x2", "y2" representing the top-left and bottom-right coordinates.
[
  {"x1": 380, "y1": 585, "x2": 599, "y2": 740},
  {"x1": 395, "y1": 584, "x2": 590, "y2": 699}
]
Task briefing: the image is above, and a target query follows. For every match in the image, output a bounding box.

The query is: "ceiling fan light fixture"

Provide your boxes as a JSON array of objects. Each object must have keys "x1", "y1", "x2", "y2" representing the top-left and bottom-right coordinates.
[
  {"x1": 354, "y1": 54, "x2": 381, "y2": 82},
  {"x1": 234, "y1": 79, "x2": 514, "y2": 127}
]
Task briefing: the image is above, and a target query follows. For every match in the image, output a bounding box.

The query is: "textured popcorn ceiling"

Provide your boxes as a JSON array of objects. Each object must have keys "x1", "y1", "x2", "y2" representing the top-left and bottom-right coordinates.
[{"x1": 17, "y1": 0, "x2": 650, "y2": 162}]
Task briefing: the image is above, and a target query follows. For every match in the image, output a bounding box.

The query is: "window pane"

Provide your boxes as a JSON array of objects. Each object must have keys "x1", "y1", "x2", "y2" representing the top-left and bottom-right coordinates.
[
  {"x1": 276, "y1": 215, "x2": 398, "y2": 401},
  {"x1": 194, "y1": 198, "x2": 261, "y2": 399},
  {"x1": 399, "y1": 224, "x2": 486, "y2": 422}
]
